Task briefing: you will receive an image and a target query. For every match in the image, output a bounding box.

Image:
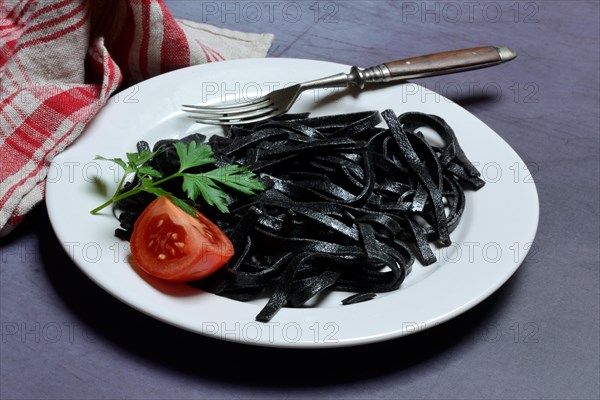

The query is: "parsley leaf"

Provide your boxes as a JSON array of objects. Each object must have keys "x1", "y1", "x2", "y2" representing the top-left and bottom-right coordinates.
[
  {"x1": 174, "y1": 141, "x2": 214, "y2": 171},
  {"x1": 181, "y1": 174, "x2": 230, "y2": 213},
  {"x1": 91, "y1": 140, "x2": 265, "y2": 216},
  {"x1": 137, "y1": 166, "x2": 162, "y2": 178},
  {"x1": 202, "y1": 165, "x2": 265, "y2": 195},
  {"x1": 94, "y1": 156, "x2": 128, "y2": 171}
]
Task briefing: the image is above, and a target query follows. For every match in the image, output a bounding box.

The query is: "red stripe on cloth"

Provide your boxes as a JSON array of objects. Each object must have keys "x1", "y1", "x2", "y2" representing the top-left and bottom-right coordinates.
[
  {"x1": 16, "y1": 5, "x2": 89, "y2": 50},
  {"x1": 0, "y1": 23, "x2": 14, "y2": 35},
  {"x1": 1, "y1": 67, "x2": 27, "y2": 94},
  {"x1": 0, "y1": 85, "x2": 104, "y2": 206},
  {"x1": 196, "y1": 40, "x2": 213, "y2": 63},
  {"x1": 1, "y1": 57, "x2": 35, "y2": 89},
  {"x1": 75, "y1": 86, "x2": 101, "y2": 102},
  {"x1": 12, "y1": 110, "x2": 49, "y2": 148},
  {"x1": 3, "y1": 129, "x2": 41, "y2": 163},
  {"x1": 3, "y1": 132, "x2": 34, "y2": 162},
  {"x1": 88, "y1": 37, "x2": 123, "y2": 101},
  {"x1": 13, "y1": 0, "x2": 37, "y2": 26},
  {"x1": 0, "y1": 0, "x2": 36, "y2": 29},
  {"x1": 24, "y1": 2, "x2": 85, "y2": 35},
  {"x1": 103, "y1": 49, "x2": 120, "y2": 98},
  {"x1": 0, "y1": 1, "x2": 31, "y2": 61},
  {"x1": 1, "y1": 90, "x2": 78, "y2": 163},
  {"x1": 6, "y1": 213, "x2": 26, "y2": 226},
  {"x1": 0, "y1": 19, "x2": 18, "y2": 34},
  {"x1": 195, "y1": 40, "x2": 225, "y2": 63},
  {"x1": 0, "y1": 26, "x2": 20, "y2": 40},
  {"x1": 0, "y1": 91, "x2": 23, "y2": 132},
  {"x1": 0, "y1": 94, "x2": 29, "y2": 147},
  {"x1": 0, "y1": 84, "x2": 104, "y2": 182},
  {"x1": 158, "y1": 0, "x2": 190, "y2": 72},
  {"x1": 45, "y1": 86, "x2": 99, "y2": 116},
  {"x1": 209, "y1": 47, "x2": 224, "y2": 61},
  {"x1": 0, "y1": 155, "x2": 23, "y2": 183},
  {"x1": 0, "y1": 120, "x2": 79, "y2": 208},
  {"x1": 28, "y1": 0, "x2": 72, "y2": 21},
  {"x1": 12, "y1": 55, "x2": 34, "y2": 86},
  {"x1": 0, "y1": 38, "x2": 18, "y2": 66}
]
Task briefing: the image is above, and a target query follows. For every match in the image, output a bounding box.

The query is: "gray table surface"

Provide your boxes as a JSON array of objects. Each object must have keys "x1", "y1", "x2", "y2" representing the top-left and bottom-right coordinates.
[{"x1": 1, "y1": 1, "x2": 599, "y2": 399}]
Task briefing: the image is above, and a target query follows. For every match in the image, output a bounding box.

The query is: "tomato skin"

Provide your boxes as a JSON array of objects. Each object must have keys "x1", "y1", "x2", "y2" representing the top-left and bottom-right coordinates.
[{"x1": 130, "y1": 196, "x2": 234, "y2": 282}]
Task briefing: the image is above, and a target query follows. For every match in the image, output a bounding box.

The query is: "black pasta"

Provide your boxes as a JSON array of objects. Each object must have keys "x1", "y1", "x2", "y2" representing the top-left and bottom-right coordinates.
[{"x1": 114, "y1": 110, "x2": 484, "y2": 322}]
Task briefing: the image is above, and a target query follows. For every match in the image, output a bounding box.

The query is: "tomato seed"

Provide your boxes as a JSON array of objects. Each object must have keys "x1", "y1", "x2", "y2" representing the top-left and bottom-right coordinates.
[{"x1": 158, "y1": 253, "x2": 166, "y2": 260}]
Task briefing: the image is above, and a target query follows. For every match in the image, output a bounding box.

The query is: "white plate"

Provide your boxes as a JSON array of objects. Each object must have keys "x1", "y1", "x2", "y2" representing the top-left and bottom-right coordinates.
[{"x1": 46, "y1": 58, "x2": 539, "y2": 348}]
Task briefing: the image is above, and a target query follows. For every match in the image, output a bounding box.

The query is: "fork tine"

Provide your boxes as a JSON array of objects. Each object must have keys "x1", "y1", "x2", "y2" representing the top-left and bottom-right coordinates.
[
  {"x1": 182, "y1": 99, "x2": 272, "y2": 116},
  {"x1": 182, "y1": 95, "x2": 270, "y2": 112},
  {"x1": 191, "y1": 107, "x2": 284, "y2": 125},
  {"x1": 182, "y1": 83, "x2": 299, "y2": 125},
  {"x1": 185, "y1": 103, "x2": 278, "y2": 120}
]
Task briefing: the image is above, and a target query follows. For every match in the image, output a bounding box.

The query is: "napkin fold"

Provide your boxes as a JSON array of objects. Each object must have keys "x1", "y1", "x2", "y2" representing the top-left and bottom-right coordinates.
[{"x1": 0, "y1": 0, "x2": 274, "y2": 236}]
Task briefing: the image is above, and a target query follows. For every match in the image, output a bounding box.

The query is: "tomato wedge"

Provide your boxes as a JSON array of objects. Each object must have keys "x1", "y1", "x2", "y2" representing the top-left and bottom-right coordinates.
[{"x1": 130, "y1": 196, "x2": 234, "y2": 282}]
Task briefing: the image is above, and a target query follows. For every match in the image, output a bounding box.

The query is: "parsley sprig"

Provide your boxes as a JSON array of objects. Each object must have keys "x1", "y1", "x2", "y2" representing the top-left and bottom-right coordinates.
[{"x1": 90, "y1": 141, "x2": 265, "y2": 215}]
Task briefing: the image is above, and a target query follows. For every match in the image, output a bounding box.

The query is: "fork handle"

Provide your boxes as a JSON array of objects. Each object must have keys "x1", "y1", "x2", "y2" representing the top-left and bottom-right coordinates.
[{"x1": 352, "y1": 46, "x2": 516, "y2": 87}]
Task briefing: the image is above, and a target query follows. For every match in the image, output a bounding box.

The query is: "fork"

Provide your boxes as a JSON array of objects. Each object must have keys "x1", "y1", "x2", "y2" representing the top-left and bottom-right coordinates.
[{"x1": 182, "y1": 46, "x2": 516, "y2": 125}]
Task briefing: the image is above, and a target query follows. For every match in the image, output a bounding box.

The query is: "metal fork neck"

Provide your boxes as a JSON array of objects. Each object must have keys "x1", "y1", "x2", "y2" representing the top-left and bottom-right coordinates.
[
  {"x1": 299, "y1": 65, "x2": 391, "y2": 91},
  {"x1": 349, "y1": 65, "x2": 391, "y2": 89}
]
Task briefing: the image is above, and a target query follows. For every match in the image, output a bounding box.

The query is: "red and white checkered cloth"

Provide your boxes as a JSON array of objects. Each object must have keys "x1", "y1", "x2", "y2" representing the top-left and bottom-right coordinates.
[{"x1": 0, "y1": 0, "x2": 273, "y2": 237}]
